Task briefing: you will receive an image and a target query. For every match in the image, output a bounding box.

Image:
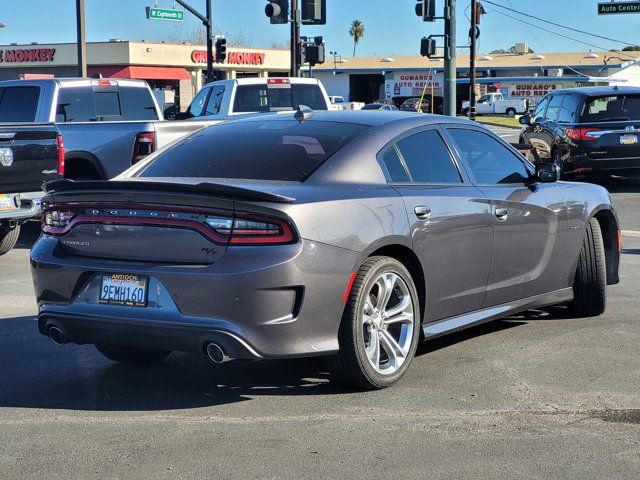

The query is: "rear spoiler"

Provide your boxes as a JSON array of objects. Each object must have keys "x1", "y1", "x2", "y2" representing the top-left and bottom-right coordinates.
[{"x1": 43, "y1": 179, "x2": 295, "y2": 204}]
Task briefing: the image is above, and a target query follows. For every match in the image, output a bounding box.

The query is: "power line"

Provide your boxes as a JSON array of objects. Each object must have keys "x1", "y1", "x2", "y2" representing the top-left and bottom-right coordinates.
[
  {"x1": 488, "y1": 8, "x2": 638, "y2": 61},
  {"x1": 483, "y1": 0, "x2": 639, "y2": 48}
]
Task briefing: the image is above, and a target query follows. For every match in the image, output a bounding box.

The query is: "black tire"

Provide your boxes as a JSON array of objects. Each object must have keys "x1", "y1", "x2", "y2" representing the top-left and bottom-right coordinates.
[
  {"x1": 95, "y1": 343, "x2": 171, "y2": 364},
  {"x1": 462, "y1": 108, "x2": 470, "y2": 117},
  {"x1": 0, "y1": 224, "x2": 20, "y2": 256},
  {"x1": 505, "y1": 108, "x2": 516, "y2": 117},
  {"x1": 327, "y1": 256, "x2": 421, "y2": 389},
  {"x1": 568, "y1": 218, "x2": 607, "y2": 317}
]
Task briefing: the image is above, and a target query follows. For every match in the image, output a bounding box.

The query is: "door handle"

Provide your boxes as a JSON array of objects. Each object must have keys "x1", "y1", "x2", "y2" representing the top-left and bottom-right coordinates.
[
  {"x1": 414, "y1": 205, "x2": 431, "y2": 220},
  {"x1": 495, "y1": 207, "x2": 508, "y2": 221}
]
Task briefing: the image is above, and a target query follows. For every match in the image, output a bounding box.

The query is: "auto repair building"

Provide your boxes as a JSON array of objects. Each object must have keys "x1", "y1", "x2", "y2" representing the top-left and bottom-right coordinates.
[
  {"x1": 312, "y1": 49, "x2": 640, "y2": 109},
  {"x1": 0, "y1": 40, "x2": 290, "y2": 111}
]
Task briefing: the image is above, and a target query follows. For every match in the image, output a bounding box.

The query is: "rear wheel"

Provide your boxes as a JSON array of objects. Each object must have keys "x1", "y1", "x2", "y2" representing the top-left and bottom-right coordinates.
[
  {"x1": 0, "y1": 224, "x2": 20, "y2": 256},
  {"x1": 95, "y1": 343, "x2": 171, "y2": 364},
  {"x1": 568, "y1": 218, "x2": 607, "y2": 317},
  {"x1": 505, "y1": 107, "x2": 516, "y2": 117},
  {"x1": 327, "y1": 256, "x2": 421, "y2": 389}
]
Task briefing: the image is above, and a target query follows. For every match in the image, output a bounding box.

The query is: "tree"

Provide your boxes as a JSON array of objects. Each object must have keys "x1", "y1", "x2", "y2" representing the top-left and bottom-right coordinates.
[
  {"x1": 169, "y1": 23, "x2": 253, "y2": 47},
  {"x1": 622, "y1": 45, "x2": 640, "y2": 51},
  {"x1": 348, "y1": 20, "x2": 365, "y2": 57},
  {"x1": 489, "y1": 45, "x2": 535, "y2": 54}
]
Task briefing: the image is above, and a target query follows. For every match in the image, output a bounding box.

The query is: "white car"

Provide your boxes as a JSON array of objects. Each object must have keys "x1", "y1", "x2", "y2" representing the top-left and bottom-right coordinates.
[
  {"x1": 462, "y1": 92, "x2": 533, "y2": 117},
  {"x1": 328, "y1": 95, "x2": 346, "y2": 110}
]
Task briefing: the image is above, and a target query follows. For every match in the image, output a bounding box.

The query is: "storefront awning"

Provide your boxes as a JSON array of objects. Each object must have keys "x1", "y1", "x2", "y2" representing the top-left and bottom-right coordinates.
[{"x1": 87, "y1": 65, "x2": 191, "y2": 81}]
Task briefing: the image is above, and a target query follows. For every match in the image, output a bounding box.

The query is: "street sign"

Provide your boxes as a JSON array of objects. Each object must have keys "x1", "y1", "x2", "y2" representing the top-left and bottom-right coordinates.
[
  {"x1": 598, "y1": 2, "x2": 640, "y2": 15},
  {"x1": 145, "y1": 7, "x2": 184, "y2": 22}
]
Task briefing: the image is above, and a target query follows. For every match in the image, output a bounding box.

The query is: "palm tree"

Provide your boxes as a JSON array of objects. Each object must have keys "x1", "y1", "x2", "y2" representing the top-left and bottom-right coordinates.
[{"x1": 348, "y1": 20, "x2": 365, "y2": 57}]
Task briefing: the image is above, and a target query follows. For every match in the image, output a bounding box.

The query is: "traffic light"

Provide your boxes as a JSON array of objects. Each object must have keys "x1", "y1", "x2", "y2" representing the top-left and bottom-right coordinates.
[
  {"x1": 305, "y1": 44, "x2": 325, "y2": 66},
  {"x1": 415, "y1": 0, "x2": 436, "y2": 22},
  {"x1": 265, "y1": 0, "x2": 289, "y2": 24},
  {"x1": 215, "y1": 36, "x2": 227, "y2": 63},
  {"x1": 301, "y1": 0, "x2": 326, "y2": 25},
  {"x1": 420, "y1": 37, "x2": 436, "y2": 58}
]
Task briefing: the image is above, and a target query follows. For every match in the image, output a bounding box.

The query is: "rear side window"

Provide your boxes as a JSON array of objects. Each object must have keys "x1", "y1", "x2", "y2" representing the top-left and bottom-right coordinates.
[
  {"x1": 532, "y1": 96, "x2": 550, "y2": 122},
  {"x1": 448, "y1": 128, "x2": 529, "y2": 184},
  {"x1": 557, "y1": 95, "x2": 580, "y2": 123},
  {"x1": 0, "y1": 86, "x2": 39, "y2": 122},
  {"x1": 138, "y1": 120, "x2": 366, "y2": 181},
  {"x1": 119, "y1": 87, "x2": 159, "y2": 120},
  {"x1": 233, "y1": 84, "x2": 327, "y2": 113},
  {"x1": 381, "y1": 147, "x2": 410, "y2": 182},
  {"x1": 581, "y1": 94, "x2": 640, "y2": 122},
  {"x1": 395, "y1": 130, "x2": 462, "y2": 183}
]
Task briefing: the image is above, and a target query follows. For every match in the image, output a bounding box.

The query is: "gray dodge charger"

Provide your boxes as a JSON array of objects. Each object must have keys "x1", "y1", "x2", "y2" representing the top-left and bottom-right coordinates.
[{"x1": 31, "y1": 110, "x2": 621, "y2": 389}]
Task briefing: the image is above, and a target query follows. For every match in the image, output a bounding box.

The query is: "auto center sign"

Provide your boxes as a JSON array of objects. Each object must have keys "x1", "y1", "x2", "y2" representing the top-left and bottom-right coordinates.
[
  {"x1": 191, "y1": 49, "x2": 266, "y2": 66},
  {"x1": 0, "y1": 48, "x2": 56, "y2": 63},
  {"x1": 506, "y1": 83, "x2": 561, "y2": 99},
  {"x1": 384, "y1": 71, "x2": 443, "y2": 98}
]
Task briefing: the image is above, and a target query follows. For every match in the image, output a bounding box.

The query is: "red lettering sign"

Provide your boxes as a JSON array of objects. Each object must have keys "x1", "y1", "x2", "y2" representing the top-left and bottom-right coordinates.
[
  {"x1": 191, "y1": 49, "x2": 265, "y2": 66},
  {"x1": 0, "y1": 48, "x2": 56, "y2": 63}
]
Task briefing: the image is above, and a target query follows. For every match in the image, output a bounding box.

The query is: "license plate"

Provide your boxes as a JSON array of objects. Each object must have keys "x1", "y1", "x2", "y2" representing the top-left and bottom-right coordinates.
[
  {"x1": 99, "y1": 274, "x2": 148, "y2": 307},
  {"x1": 0, "y1": 194, "x2": 16, "y2": 211},
  {"x1": 620, "y1": 134, "x2": 638, "y2": 145}
]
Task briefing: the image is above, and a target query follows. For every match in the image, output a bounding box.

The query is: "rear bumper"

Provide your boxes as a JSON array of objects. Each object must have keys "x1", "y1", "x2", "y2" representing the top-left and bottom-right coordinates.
[
  {"x1": 567, "y1": 153, "x2": 640, "y2": 175},
  {"x1": 30, "y1": 235, "x2": 360, "y2": 359},
  {"x1": 0, "y1": 191, "x2": 43, "y2": 222}
]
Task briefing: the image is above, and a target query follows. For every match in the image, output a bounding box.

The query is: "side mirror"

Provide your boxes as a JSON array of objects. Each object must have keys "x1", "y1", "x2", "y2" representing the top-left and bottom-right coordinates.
[
  {"x1": 519, "y1": 114, "x2": 532, "y2": 125},
  {"x1": 535, "y1": 162, "x2": 561, "y2": 183}
]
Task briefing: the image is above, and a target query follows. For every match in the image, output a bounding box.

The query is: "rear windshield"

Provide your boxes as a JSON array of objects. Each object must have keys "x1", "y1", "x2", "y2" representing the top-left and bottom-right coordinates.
[
  {"x1": 56, "y1": 86, "x2": 158, "y2": 122},
  {"x1": 233, "y1": 84, "x2": 328, "y2": 113},
  {"x1": 0, "y1": 86, "x2": 39, "y2": 122},
  {"x1": 581, "y1": 94, "x2": 640, "y2": 122},
  {"x1": 138, "y1": 120, "x2": 366, "y2": 181}
]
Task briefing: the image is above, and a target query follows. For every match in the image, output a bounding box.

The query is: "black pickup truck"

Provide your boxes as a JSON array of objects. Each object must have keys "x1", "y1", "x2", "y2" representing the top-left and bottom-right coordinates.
[{"x1": 0, "y1": 123, "x2": 63, "y2": 255}]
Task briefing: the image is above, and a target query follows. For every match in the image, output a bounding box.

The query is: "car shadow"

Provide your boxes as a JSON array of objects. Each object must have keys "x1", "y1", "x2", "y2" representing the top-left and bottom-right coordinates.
[
  {"x1": 622, "y1": 248, "x2": 640, "y2": 255},
  {"x1": 587, "y1": 174, "x2": 640, "y2": 193},
  {"x1": 0, "y1": 306, "x2": 567, "y2": 412},
  {"x1": 14, "y1": 220, "x2": 40, "y2": 249}
]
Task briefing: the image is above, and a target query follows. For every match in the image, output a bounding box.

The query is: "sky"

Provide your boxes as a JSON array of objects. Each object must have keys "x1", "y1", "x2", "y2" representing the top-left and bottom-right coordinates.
[{"x1": 0, "y1": 0, "x2": 638, "y2": 56}]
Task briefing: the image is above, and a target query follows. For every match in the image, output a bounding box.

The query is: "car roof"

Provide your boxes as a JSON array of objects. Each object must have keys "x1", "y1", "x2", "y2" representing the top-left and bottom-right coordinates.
[
  {"x1": 230, "y1": 109, "x2": 472, "y2": 128},
  {"x1": 200, "y1": 77, "x2": 321, "y2": 88},
  {"x1": 0, "y1": 78, "x2": 149, "y2": 88},
  {"x1": 551, "y1": 86, "x2": 640, "y2": 97}
]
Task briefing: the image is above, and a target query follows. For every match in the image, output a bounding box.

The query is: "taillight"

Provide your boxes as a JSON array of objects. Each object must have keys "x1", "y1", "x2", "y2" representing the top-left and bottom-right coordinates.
[
  {"x1": 41, "y1": 205, "x2": 296, "y2": 245},
  {"x1": 56, "y1": 135, "x2": 65, "y2": 175},
  {"x1": 567, "y1": 127, "x2": 600, "y2": 141},
  {"x1": 132, "y1": 132, "x2": 156, "y2": 164}
]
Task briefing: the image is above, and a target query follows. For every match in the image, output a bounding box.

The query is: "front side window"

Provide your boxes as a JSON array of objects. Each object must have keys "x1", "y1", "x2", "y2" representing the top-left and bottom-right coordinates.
[
  {"x1": 137, "y1": 120, "x2": 366, "y2": 182},
  {"x1": 395, "y1": 130, "x2": 462, "y2": 183},
  {"x1": 0, "y1": 86, "x2": 39, "y2": 122},
  {"x1": 188, "y1": 87, "x2": 210, "y2": 117},
  {"x1": 447, "y1": 128, "x2": 530, "y2": 185},
  {"x1": 545, "y1": 95, "x2": 564, "y2": 122}
]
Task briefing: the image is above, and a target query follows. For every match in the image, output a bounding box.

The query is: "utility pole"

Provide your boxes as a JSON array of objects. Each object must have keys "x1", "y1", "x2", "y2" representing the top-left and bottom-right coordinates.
[
  {"x1": 76, "y1": 0, "x2": 87, "y2": 77},
  {"x1": 175, "y1": 0, "x2": 214, "y2": 84},
  {"x1": 469, "y1": 0, "x2": 477, "y2": 120},
  {"x1": 290, "y1": 0, "x2": 301, "y2": 77},
  {"x1": 443, "y1": 0, "x2": 456, "y2": 116}
]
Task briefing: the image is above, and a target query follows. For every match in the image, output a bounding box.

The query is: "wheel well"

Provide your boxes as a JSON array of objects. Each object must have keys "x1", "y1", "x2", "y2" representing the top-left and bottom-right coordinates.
[
  {"x1": 594, "y1": 210, "x2": 620, "y2": 285},
  {"x1": 64, "y1": 158, "x2": 102, "y2": 180},
  {"x1": 369, "y1": 244, "x2": 426, "y2": 323}
]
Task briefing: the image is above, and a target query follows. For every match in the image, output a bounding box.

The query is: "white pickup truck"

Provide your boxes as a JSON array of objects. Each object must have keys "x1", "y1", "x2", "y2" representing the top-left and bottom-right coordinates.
[
  {"x1": 182, "y1": 77, "x2": 331, "y2": 122},
  {"x1": 462, "y1": 92, "x2": 533, "y2": 117}
]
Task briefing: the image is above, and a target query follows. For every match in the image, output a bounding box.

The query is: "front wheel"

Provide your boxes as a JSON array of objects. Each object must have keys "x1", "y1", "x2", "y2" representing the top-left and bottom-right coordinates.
[
  {"x1": 0, "y1": 224, "x2": 20, "y2": 256},
  {"x1": 568, "y1": 218, "x2": 607, "y2": 317},
  {"x1": 327, "y1": 256, "x2": 421, "y2": 389},
  {"x1": 95, "y1": 343, "x2": 172, "y2": 364}
]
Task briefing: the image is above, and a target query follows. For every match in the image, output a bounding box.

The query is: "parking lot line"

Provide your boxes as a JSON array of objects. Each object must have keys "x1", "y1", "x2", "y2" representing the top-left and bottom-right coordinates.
[{"x1": 621, "y1": 230, "x2": 640, "y2": 238}]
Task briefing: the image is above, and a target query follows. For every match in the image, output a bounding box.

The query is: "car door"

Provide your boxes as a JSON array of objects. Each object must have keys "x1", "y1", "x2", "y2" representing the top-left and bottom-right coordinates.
[
  {"x1": 523, "y1": 94, "x2": 564, "y2": 159},
  {"x1": 379, "y1": 127, "x2": 494, "y2": 322},
  {"x1": 444, "y1": 126, "x2": 568, "y2": 307}
]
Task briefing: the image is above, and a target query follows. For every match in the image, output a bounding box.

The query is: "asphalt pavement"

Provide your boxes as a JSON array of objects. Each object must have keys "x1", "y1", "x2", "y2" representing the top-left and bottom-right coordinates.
[{"x1": 1, "y1": 175, "x2": 639, "y2": 480}]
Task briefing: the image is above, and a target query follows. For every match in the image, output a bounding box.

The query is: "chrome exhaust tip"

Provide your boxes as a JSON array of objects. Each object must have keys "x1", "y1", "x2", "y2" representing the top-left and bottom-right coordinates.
[
  {"x1": 47, "y1": 325, "x2": 67, "y2": 345},
  {"x1": 206, "y1": 342, "x2": 230, "y2": 364}
]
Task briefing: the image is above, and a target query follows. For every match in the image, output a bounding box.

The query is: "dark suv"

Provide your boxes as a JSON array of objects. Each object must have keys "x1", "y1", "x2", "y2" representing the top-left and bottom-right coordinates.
[{"x1": 519, "y1": 86, "x2": 640, "y2": 177}]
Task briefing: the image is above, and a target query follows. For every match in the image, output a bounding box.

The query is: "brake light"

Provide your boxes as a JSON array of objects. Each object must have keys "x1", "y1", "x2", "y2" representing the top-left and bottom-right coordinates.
[
  {"x1": 132, "y1": 132, "x2": 156, "y2": 164},
  {"x1": 567, "y1": 127, "x2": 600, "y2": 141},
  {"x1": 56, "y1": 135, "x2": 65, "y2": 175},
  {"x1": 41, "y1": 205, "x2": 296, "y2": 246},
  {"x1": 267, "y1": 78, "x2": 290, "y2": 85},
  {"x1": 92, "y1": 79, "x2": 117, "y2": 87}
]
